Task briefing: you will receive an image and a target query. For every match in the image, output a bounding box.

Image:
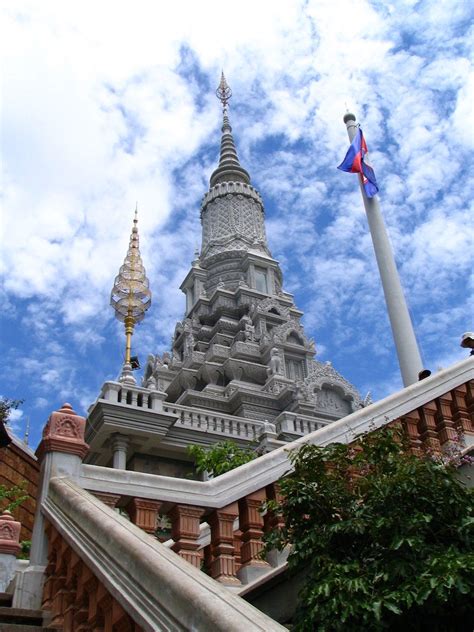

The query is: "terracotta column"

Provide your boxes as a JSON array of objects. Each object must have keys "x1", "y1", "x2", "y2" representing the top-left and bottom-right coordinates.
[
  {"x1": 127, "y1": 498, "x2": 162, "y2": 534},
  {"x1": 207, "y1": 502, "x2": 240, "y2": 585},
  {"x1": 169, "y1": 505, "x2": 205, "y2": 568},
  {"x1": 435, "y1": 392, "x2": 458, "y2": 445},
  {"x1": 237, "y1": 489, "x2": 270, "y2": 583},
  {"x1": 418, "y1": 400, "x2": 441, "y2": 453},
  {"x1": 91, "y1": 491, "x2": 121, "y2": 509},
  {"x1": 451, "y1": 384, "x2": 473, "y2": 435},
  {"x1": 400, "y1": 409, "x2": 422, "y2": 453}
]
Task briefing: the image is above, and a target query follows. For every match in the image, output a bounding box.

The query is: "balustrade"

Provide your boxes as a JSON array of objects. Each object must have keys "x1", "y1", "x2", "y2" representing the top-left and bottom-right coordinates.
[{"x1": 17, "y1": 364, "x2": 473, "y2": 629}]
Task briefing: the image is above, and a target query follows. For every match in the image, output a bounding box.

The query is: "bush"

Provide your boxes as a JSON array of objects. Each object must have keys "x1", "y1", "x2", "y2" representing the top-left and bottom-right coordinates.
[
  {"x1": 188, "y1": 440, "x2": 256, "y2": 477},
  {"x1": 264, "y1": 428, "x2": 474, "y2": 631}
]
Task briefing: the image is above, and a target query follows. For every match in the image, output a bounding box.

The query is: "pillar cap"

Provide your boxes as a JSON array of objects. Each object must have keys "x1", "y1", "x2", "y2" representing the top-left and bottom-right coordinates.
[
  {"x1": 0, "y1": 510, "x2": 21, "y2": 556},
  {"x1": 36, "y1": 402, "x2": 89, "y2": 462}
]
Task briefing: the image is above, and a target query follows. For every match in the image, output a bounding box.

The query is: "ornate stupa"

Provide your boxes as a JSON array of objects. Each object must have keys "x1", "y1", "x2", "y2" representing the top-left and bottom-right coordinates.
[{"x1": 85, "y1": 75, "x2": 361, "y2": 472}]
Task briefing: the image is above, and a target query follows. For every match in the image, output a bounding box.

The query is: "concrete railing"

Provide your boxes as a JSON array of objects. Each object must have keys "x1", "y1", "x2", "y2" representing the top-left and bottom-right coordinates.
[
  {"x1": 14, "y1": 357, "x2": 474, "y2": 612},
  {"x1": 41, "y1": 477, "x2": 286, "y2": 631},
  {"x1": 80, "y1": 357, "x2": 474, "y2": 509},
  {"x1": 163, "y1": 403, "x2": 262, "y2": 440}
]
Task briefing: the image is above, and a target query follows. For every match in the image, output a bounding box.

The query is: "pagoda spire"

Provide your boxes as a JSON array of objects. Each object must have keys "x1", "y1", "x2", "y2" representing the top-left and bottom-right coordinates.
[
  {"x1": 210, "y1": 72, "x2": 250, "y2": 187},
  {"x1": 110, "y1": 207, "x2": 152, "y2": 384}
]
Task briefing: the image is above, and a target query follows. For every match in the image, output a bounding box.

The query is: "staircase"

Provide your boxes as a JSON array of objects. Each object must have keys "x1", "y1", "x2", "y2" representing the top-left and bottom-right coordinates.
[{"x1": 0, "y1": 593, "x2": 49, "y2": 631}]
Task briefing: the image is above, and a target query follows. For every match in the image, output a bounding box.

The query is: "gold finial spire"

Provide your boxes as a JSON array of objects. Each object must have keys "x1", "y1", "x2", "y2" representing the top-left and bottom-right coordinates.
[
  {"x1": 216, "y1": 71, "x2": 232, "y2": 108},
  {"x1": 110, "y1": 209, "x2": 151, "y2": 383}
]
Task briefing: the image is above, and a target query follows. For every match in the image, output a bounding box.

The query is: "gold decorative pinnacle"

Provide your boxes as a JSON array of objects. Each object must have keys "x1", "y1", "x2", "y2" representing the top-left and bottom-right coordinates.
[
  {"x1": 216, "y1": 71, "x2": 232, "y2": 108},
  {"x1": 110, "y1": 208, "x2": 151, "y2": 365}
]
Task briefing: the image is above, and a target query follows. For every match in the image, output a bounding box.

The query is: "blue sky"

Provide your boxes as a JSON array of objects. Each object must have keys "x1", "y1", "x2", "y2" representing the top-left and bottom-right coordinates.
[{"x1": 1, "y1": 0, "x2": 473, "y2": 448}]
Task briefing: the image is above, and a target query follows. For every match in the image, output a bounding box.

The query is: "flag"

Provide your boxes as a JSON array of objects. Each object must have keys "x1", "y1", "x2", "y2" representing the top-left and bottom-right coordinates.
[{"x1": 337, "y1": 127, "x2": 379, "y2": 198}]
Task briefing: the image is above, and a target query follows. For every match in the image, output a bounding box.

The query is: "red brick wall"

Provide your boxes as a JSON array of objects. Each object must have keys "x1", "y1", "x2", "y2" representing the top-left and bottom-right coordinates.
[{"x1": 0, "y1": 441, "x2": 39, "y2": 541}]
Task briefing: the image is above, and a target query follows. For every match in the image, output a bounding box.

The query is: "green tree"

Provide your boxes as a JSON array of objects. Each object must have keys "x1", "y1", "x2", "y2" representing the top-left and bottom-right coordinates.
[
  {"x1": 0, "y1": 398, "x2": 29, "y2": 514},
  {"x1": 264, "y1": 428, "x2": 474, "y2": 631},
  {"x1": 188, "y1": 440, "x2": 256, "y2": 477}
]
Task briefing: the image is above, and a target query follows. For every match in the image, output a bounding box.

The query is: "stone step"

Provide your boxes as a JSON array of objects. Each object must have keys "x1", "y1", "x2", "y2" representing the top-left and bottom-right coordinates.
[{"x1": 0, "y1": 606, "x2": 44, "y2": 626}]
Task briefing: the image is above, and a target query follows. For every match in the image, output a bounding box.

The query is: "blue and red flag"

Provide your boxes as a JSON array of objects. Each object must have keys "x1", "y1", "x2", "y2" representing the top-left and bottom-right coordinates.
[{"x1": 337, "y1": 128, "x2": 379, "y2": 198}]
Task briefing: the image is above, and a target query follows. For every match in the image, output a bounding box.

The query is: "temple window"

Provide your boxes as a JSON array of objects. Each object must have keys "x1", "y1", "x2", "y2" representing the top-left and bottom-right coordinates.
[
  {"x1": 255, "y1": 267, "x2": 268, "y2": 293},
  {"x1": 285, "y1": 357, "x2": 306, "y2": 381}
]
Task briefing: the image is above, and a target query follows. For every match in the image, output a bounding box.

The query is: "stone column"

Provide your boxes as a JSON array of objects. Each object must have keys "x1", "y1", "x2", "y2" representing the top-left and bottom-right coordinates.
[
  {"x1": 111, "y1": 433, "x2": 129, "y2": 469},
  {"x1": 0, "y1": 510, "x2": 21, "y2": 591},
  {"x1": 13, "y1": 403, "x2": 88, "y2": 610}
]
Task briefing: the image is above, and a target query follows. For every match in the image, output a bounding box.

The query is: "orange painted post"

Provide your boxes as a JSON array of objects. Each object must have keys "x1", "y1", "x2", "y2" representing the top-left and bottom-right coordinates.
[
  {"x1": 208, "y1": 502, "x2": 241, "y2": 585},
  {"x1": 127, "y1": 498, "x2": 162, "y2": 534},
  {"x1": 169, "y1": 504, "x2": 205, "y2": 568}
]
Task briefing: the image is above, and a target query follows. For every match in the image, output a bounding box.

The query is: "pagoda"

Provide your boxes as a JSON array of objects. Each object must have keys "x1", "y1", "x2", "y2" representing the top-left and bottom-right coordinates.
[{"x1": 85, "y1": 75, "x2": 361, "y2": 472}]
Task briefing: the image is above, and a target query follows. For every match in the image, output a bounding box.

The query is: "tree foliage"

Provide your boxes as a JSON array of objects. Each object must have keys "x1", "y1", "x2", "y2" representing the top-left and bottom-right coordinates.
[
  {"x1": 0, "y1": 398, "x2": 23, "y2": 425},
  {"x1": 188, "y1": 440, "x2": 256, "y2": 477},
  {"x1": 0, "y1": 398, "x2": 29, "y2": 515},
  {"x1": 264, "y1": 428, "x2": 474, "y2": 631}
]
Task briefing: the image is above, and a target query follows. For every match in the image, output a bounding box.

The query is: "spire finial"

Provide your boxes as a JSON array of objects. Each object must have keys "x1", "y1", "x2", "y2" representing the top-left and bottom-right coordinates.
[
  {"x1": 216, "y1": 71, "x2": 232, "y2": 108},
  {"x1": 110, "y1": 209, "x2": 152, "y2": 384},
  {"x1": 209, "y1": 72, "x2": 250, "y2": 187}
]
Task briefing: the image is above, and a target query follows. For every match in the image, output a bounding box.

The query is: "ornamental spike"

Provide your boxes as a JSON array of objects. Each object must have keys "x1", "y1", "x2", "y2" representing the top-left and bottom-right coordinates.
[
  {"x1": 210, "y1": 72, "x2": 250, "y2": 187},
  {"x1": 110, "y1": 209, "x2": 151, "y2": 383}
]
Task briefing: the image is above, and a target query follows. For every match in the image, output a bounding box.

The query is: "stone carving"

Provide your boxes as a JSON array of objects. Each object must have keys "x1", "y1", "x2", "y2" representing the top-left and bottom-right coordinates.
[
  {"x1": 56, "y1": 417, "x2": 79, "y2": 438},
  {"x1": 260, "y1": 421, "x2": 277, "y2": 435},
  {"x1": 314, "y1": 388, "x2": 347, "y2": 413},
  {"x1": 143, "y1": 352, "x2": 172, "y2": 389},
  {"x1": 182, "y1": 319, "x2": 195, "y2": 358},
  {"x1": 267, "y1": 348, "x2": 283, "y2": 377},
  {"x1": 257, "y1": 298, "x2": 291, "y2": 319},
  {"x1": 270, "y1": 321, "x2": 309, "y2": 348},
  {"x1": 241, "y1": 315, "x2": 256, "y2": 342},
  {"x1": 298, "y1": 360, "x2": 362, "y2": 409},
  {"x1": 0, "y1": 524, "x2": 14, "y2": 540}
]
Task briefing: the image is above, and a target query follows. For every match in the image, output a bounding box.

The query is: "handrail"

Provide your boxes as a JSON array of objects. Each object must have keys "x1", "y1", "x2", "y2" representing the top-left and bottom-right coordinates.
[
  {"x1": 79, "y1": 357, "x2": 473, "y2": 508},
  {"x1": 43, "y1": 477, "x2": 286, "y2": 632}
]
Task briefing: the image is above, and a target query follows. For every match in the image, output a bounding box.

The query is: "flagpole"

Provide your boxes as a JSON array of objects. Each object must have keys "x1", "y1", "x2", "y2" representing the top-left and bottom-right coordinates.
[{"x1": 343, "y1": 112, "x2": 423, "y2": 387}]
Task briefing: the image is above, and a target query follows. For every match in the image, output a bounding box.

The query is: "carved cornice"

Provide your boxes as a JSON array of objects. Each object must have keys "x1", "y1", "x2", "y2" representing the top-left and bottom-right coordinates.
[
  {"x1": 201, "y1": 181, "x2": 264, "y2": 215},
  {"x1": 302, "y1": 361, "x2": 361, "y2": 406}
]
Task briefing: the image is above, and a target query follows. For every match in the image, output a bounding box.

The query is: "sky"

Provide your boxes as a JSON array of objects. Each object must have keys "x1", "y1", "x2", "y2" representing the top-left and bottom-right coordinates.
[{"x1": 1, "y1": 0, "x2": 473, "y2": 449}]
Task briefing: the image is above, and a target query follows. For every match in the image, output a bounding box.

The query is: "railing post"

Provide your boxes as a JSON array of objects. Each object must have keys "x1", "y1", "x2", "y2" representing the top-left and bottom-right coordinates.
[
  {"x1": 400, "y1": 409, "x2": 422, "y2": 453},
  {"x1": 237, "y1": 489, "x2": 270, "y2": 583},
  {"x1": 127, "y1": 498, "x2": 162, "y2": 534},
  {"x1": 13, "y1": 402, "x2": 89, "y2": 610},
  {"x1": 207, "y1": 502, "x2": 241, "y2": 585},
  {"x1": 169, "y1": 505, "x2": 205, "y2": 568},
  {"x1": 0, "y1": 510, "x2": 21, "y2": 591},
  {"x1": 435, "y1": 393, "x2": 458, "y2": 445},
  {"x1": 451, "y1": 384, "x2": 473, "y2": 435},
  {"x1": 91, "y1": 491, "x2": 121, "y2": 509},
  {"x1": 263, "y1": 483, "x2": 287, "y2": 568},
  {"x1": 418, "y1": 400, "x2": 441, "y2": 453}
]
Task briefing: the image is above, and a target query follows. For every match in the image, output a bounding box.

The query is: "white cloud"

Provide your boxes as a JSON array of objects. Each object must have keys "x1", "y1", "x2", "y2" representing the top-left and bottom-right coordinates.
[{"x1": 1, "y1": 0, "x2": 472, "y2": 446}]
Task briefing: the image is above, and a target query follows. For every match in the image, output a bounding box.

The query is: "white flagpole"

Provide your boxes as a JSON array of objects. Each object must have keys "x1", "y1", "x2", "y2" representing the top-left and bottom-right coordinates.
[{"x1": 343, "y1": 112, "x2": 423, "y2": 387}]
